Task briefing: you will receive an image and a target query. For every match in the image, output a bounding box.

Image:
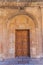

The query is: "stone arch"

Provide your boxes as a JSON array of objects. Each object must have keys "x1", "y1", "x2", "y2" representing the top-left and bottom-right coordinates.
[
  {"x1": 6, "y1": 11, "x2": 39, "y2": 58},
  {"x1": 7, "y1": 11, "x2": 38, "y2": 28}
]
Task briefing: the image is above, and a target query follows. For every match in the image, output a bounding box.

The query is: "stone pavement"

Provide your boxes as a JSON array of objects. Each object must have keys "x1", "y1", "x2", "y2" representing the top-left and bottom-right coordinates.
[{"x1": 0, "y1": 56, "x2": 43, "y2": 65}]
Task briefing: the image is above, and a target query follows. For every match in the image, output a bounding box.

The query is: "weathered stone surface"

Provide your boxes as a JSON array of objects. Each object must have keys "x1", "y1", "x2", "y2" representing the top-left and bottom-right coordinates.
[{"x1": 0, "y1": 2, "x2": 43, "y2": 59}]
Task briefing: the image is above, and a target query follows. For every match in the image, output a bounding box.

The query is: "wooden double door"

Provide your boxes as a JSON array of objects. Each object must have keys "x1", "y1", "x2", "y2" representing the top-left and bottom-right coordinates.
[{"x1": 15, "y1": 30, "x2": 30, "y2": 57}]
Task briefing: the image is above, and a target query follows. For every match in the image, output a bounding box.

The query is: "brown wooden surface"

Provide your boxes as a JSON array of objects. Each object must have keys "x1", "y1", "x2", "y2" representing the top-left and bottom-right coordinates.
[{"x1": 15, "y1": 30, "x2": 30, "y2": 57}]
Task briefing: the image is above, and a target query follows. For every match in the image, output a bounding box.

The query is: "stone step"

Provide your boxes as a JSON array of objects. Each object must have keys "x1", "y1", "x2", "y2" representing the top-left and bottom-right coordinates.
[{"x1": 0, "y1": 57, "x2": 43, "y2": 65}]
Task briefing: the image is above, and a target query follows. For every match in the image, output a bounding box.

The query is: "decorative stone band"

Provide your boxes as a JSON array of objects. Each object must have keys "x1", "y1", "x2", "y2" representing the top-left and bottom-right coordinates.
[
  {"x1": 0, "y1": 2, "x2": 29, "y2": 8},
  {"x1": 0, "y1": 2, "x2": 43, "y2": 8}
]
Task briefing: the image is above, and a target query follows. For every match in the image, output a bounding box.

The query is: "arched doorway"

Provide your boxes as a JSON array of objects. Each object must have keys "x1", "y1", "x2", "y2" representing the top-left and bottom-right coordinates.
[{"x1": 7, "y1": 13, "x2": 38, "y2": 58}]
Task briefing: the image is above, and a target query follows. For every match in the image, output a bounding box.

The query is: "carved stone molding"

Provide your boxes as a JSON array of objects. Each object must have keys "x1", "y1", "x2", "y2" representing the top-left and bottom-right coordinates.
[
  {"x1": 7, "y1": 10, "x2": 38, "y2": 28},
  {"x1": 0, "y1": 2, "x2": 43, "y2": 8}
]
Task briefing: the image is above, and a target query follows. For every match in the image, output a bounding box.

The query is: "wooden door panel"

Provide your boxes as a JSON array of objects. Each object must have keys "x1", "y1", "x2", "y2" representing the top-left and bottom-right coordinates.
[
  {"x1": 15, "y1": 30, "x2": 30, "y2": 57},
  {"x1": 22, "y1": 31, "x2": 28, "y2": 56},
  {"x1": 17, "y1": 49, "x2": 22, "y2": 56},
  {"x1": 15, "y1": 30, "x2": 22, "y2": 56}
]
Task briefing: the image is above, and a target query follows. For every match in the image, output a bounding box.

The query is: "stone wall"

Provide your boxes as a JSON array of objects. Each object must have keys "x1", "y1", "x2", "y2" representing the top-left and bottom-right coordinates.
[{"x1": 0, "y1": 2, "x2": 43, "y2": 59}]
